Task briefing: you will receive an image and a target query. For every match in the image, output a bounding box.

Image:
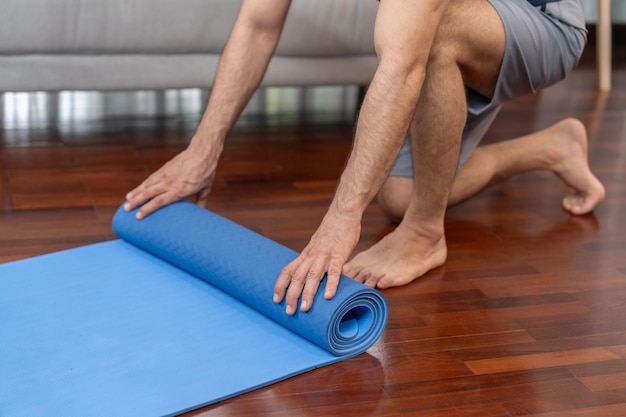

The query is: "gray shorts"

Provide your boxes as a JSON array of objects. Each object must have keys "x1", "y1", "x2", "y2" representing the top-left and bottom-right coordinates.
[{"x1": 389, "y1": 0, "x2": 588, "y2": 178}]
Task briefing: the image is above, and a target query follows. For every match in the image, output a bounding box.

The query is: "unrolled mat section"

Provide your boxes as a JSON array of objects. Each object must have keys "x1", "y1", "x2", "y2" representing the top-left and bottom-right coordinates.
[{"x1": 0, "y1": 201, "x2": 387, "y2": 417}]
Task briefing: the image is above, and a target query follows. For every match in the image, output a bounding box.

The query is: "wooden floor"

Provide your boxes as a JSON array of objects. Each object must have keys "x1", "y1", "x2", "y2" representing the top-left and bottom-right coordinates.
[{"x1": 2, "y1": 55, "x2": 626, "y2": 415}]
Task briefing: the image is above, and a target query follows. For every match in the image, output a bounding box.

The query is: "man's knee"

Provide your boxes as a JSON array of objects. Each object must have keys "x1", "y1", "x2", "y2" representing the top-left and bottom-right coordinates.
[
  {"x1": 427, "y1": 0, "x2": 505, "y2": 98},
  {"x1": 377, "y1": 176, "x2": 412, "y2": 224}
]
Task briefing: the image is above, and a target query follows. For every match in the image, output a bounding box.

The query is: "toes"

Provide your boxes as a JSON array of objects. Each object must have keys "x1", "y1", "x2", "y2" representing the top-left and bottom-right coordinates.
[
  {"x1": 363, "y1": 274, "x2": 379, "y2": 288},
  {"x1": 374, "y1": 277, "x2": 391, "y2": 289},
  {"x1": 562, "y1": 194, "x2": 578, "y2": 213},
  {"x1": 563, "y1": 193, "x2": 597, "y2": 215},
  {"x1": 342, "y1": 262, "x2": 354, "y2": 278}
]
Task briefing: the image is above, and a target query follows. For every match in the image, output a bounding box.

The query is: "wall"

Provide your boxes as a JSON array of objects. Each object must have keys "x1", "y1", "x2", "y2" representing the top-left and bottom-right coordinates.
[{"x1": 581, "y1": 0, "x2": 626, "y2": 23}]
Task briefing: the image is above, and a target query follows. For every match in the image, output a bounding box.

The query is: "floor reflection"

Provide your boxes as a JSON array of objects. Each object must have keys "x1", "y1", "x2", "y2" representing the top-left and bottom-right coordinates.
[{"x1": 0, "y1": 86, "x2": 360, "y2": 139}]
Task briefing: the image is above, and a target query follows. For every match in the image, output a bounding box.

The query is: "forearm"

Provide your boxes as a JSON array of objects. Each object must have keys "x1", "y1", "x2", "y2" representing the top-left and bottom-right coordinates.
[
  {"x1": 190, "y1": 1, "x2": 290, "y2": 155},
  {"x1": 274, "y1": 0, "x2": 455, "y2": 313},
  {"x1": 125, "y1": 1, "x2": 291, "y2": 217},
  {"x1": 330, "y1": 64, "x2": 426, "y2": 220},
  {"x1": 326, "y1": 0, "x2": 449, "y2": 221}
]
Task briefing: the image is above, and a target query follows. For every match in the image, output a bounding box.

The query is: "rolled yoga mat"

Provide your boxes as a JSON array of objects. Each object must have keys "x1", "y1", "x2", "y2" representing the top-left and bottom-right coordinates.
[{"x1": 0, "y1": 201, "x2": 387, "y2": 417}]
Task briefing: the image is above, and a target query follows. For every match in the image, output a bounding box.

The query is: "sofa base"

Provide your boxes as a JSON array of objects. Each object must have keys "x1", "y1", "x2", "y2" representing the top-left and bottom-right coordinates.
[{"x1": 0, "y1": 55, "x2": 377, "y2": 92}]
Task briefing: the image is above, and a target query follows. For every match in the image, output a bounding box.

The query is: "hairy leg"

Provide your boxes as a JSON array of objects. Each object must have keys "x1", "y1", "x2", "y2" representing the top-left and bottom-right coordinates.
[
  {"x1": 344, "y1": 55, "x2": 458, "y2": 288},
  {"x1": 379, "y1": 118, "x2": 606, "y2": 222},
  {"x1": 344, "y1": 0, "x2": 505, "y2": 288},
  {"x1": 450, "y1": 118, "x2": 605, "y2": 213}
]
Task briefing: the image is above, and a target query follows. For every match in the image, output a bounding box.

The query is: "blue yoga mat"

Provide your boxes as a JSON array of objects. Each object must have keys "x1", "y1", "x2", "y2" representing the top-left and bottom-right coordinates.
[{"x1": 0, "y1": 201, "x2": 387, "y2": 417}]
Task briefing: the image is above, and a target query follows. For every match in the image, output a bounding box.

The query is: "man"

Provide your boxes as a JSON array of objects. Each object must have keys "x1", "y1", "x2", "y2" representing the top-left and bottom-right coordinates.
[{"x1": 124, "y1": 0, "x2": 605, "y2": 316}]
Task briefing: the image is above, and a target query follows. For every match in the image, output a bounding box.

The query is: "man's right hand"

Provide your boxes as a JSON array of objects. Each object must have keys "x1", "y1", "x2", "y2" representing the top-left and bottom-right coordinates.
[
  {"x1": 124, "y1": 144, "x2": 219, "y2": 219},
  {"x1": 124, "y1": 0, "x2": 292, "y2": 220}
]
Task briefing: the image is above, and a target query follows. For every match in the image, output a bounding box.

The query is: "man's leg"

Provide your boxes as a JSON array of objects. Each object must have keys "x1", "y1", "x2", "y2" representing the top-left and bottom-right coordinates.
[
  {"x1": 378, "y1": 118, "x2": 606, "y2": 222},
  {"x1": 451, "y1": 118, "x2": 606, "y2": 212},
  {"x1": 343, "y1": 0, "x2": 505, "y2": 288}
]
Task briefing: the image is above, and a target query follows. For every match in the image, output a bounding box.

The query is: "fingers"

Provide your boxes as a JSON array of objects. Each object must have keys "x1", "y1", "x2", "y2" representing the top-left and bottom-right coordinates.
[
  {"x1": 124, "y1": 190, "x2": 155, "y2": 216},
  {"x1": 134, "y1": 191, "x2": 180, "y2": 219},
  {"x1": 273, "y1": 262, "x2": 294, "y2": 307},
  {"x1": 195, "y1": 180, "x2": 214, "y2": 208},
  {"x1": 273, "y1": 255, "x2": 343, "y2": 315},
  {"x1": 123, "y1": 148, "x2": 218, "y2": 219},
  {"x1": 297, "y1": 258, "x2": 326, "y2": 313},
  {"x1": 274, "y1": 260, "x2": 307, "y2": 315},
  {"x1": 124, "y1": 162, "x2": 215, "y2": 219},
  {"x1": 324, "y1": 261, "x2": 342, "y2": 300},
  {"x1": 124, "y1": 173, "x2": 166, "y2": 214},
  {"x1": 124, "y1": 178, "x2": 173, "y2": 219},
  {"x1": 124, "y1": 183, "x2": 152, "y2": 212}
]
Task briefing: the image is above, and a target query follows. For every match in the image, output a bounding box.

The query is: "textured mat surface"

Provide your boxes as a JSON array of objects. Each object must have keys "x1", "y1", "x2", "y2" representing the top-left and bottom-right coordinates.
[{"x1": 0, "y1": 201, "x2": 387, "y2": 417}]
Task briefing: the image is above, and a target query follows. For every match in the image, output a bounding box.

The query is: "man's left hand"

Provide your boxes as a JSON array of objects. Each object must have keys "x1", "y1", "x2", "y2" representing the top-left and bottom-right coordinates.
[{"x1": 273, "y1": 210, "x2": 361, "y2": 315}]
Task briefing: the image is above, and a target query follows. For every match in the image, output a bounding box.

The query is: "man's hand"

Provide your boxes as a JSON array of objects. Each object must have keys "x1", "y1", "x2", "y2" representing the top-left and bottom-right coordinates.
[
  {"x1": 273, "y1": 210, "x2": 361, "y2": 315},
  {"x1": 124, "y1": 144, "x2": 220, "y2": 219},
  {"x1": 123, "y1": 0, "x2": 292, "y2": 219}
]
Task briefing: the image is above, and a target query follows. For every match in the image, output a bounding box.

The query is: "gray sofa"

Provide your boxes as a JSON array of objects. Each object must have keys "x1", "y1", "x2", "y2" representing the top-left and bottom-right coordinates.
[{"x1": 0, "y1": 0, "x2": 379, "y2": 92}]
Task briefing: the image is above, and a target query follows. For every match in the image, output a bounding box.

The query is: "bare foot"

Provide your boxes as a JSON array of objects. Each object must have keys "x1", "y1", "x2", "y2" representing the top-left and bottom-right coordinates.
[
  {"x1": 343, "y1": 224, "x2": 447, "y2": 289},
  {"x1": 547, "y1": 118, "x2": 605, "y2": 215}
]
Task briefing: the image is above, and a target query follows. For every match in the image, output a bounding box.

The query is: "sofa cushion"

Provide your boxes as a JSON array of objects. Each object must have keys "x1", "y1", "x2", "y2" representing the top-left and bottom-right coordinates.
[{"x1": 0, "y1": 0, "x2": 377, "y2": 57}]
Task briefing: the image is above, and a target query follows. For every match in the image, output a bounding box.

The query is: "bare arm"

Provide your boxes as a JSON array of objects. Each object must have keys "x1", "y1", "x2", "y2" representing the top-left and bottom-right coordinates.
[
  {"x1": 125, "y1": 0, "x2": 292, "y2": 218},
  {"x1": 274, "y1": 0, "x2": 451, "y2": 314}
]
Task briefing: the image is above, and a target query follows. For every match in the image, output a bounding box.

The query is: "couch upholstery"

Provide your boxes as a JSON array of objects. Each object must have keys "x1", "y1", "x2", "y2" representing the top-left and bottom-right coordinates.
[{"x1": 0, "y1": 0, "x2": 379, "y2": 92}]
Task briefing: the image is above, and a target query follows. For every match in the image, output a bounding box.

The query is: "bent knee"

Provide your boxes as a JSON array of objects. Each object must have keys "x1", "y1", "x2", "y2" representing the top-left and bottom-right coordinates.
[{"x1": 377, "y1": 176, "x2": 413, "y2": 224}]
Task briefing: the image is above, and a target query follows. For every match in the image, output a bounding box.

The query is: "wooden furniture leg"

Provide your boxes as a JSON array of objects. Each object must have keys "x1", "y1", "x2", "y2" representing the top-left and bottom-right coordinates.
[{"x1": 597, "y1": 0, "x2": 612, "y2": 91}]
